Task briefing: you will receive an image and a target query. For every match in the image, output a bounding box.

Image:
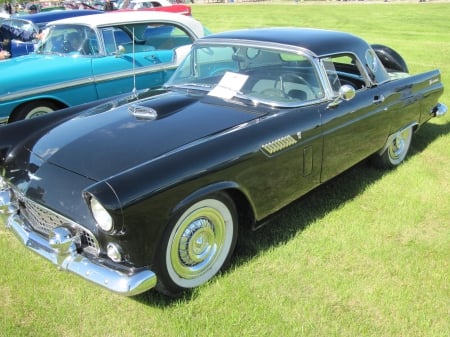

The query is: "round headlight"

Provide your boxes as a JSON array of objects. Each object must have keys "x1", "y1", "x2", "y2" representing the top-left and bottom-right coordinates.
[{"x1": 90, "y1": 197, "x2": 113, "y2": 232}]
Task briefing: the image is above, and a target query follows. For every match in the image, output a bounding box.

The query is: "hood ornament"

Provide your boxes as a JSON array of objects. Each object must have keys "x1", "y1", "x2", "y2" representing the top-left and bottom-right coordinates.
[{"x1": 128, "y1": 104, "x2": 158, "y2": 121}]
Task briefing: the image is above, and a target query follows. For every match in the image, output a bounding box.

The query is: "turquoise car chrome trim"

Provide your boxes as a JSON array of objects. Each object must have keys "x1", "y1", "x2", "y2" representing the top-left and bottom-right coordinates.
[
  {"x1": 1, "y1": 77, "x2": 96, "y2": 102},
  {"x1": 0, "y1": 63, "x2": 178, "y2": 103}
]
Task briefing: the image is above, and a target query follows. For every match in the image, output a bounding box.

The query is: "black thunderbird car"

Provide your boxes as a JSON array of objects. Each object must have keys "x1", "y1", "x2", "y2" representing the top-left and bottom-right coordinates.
[{"x1": 0, "y1": 28, "x2": 446, "y2": 297}]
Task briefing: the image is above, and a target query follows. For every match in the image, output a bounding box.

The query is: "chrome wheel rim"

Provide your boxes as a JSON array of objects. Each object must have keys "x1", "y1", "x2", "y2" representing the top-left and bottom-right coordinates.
[
  {"x1": 387, "y1": 128, "x2": 412, "y2": 164},
  {"x1": 26, "y1": 106, "x2": 55, "y2": 119},
  {"x1": 167, "y1": 199, "x2": 233, "y2": 288}
]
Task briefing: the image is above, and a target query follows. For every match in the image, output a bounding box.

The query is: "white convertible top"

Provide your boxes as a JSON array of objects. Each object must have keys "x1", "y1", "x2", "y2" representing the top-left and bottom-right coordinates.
[{"x1": 48, "y1": 11, "x2": 206, "y2": 38}]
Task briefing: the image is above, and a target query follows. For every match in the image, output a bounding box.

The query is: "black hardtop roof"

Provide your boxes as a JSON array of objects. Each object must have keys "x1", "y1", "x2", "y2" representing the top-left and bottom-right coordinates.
[{"x1": 201, "y1": 28, "x2": 371, "y2": 57}]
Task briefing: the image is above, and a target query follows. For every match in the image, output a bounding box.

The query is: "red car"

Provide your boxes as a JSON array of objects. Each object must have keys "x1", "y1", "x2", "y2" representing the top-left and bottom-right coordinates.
[{"x1": 116, "y1": 0, "x2": 191, "y2": 16}]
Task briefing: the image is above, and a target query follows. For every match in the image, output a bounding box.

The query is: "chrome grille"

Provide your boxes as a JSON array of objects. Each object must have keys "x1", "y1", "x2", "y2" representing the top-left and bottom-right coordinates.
[{"x1": 17, "y1": 194, "x2": 99, "y2": 256}]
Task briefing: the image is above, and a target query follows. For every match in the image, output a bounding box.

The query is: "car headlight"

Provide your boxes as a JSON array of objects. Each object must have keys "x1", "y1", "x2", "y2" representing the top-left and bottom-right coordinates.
[{"x1": 90, "y1": 196, "x2": 113, "y2": 232}]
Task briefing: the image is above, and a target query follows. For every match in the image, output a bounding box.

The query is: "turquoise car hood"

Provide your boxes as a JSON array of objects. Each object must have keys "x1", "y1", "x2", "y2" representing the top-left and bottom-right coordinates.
[{"x1": 0, "y1": 54, "x2": 93, "y2": 96}]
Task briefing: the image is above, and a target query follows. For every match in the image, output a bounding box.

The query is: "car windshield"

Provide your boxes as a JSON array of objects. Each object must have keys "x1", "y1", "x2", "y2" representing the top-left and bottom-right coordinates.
[
  {"x1": 36, "y1": 24, "x2": 98, "y2": 56},
  {"x1": 2, "y1": 18, "x2": 37, "y2": 35},
  {"x1": 166, "y1": 43, "x2": 324, "y2": 107}
]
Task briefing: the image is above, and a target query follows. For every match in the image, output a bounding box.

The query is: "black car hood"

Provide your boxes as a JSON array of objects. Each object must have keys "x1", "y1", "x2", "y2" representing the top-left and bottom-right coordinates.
[{"x1": 29, "y1": 92, "x2": 262, "y2": 181}]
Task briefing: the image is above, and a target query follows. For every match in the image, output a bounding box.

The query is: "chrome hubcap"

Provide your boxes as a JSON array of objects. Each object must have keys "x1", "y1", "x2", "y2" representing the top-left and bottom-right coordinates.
[
  {"x1": 179, "y1": 218, "x2": 215, "y2": 266},
  {"x1": 389, "y1": 134, "x2": 405, "y2": 160},
  {"x1": 388, "y1": 128, "x2": 411, "y2": 163},
  {"x1": 169, "y1": 202, "x2": 230, "y2": 280}
]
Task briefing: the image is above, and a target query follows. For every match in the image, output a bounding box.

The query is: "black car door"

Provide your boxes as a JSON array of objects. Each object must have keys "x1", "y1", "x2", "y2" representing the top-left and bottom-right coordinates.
[
  {"x1": 319, "y1": 86, "x2": 391, "y2": 182},
  {"x1": 318, "y1": 53, "x2": 395, "y2": 183}
]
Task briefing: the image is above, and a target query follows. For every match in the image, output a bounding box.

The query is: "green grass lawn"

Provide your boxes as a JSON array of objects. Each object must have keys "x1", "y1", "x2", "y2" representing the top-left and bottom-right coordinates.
[{"x1": 1, "y1": 3, "x2": 449, "y2": 337}]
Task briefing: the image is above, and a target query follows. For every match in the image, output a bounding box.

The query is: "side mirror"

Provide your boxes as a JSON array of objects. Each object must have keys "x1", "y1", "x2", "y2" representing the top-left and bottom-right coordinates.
[
  {"x1": 339, "y1": 84, "x2": 356, "y2": 101},
  {"x1": 327, "y1": 84, "x2": 356, "y2": 109},
  {"x1": 115, "y1": 44, "x2": 125, "y2": 57}
]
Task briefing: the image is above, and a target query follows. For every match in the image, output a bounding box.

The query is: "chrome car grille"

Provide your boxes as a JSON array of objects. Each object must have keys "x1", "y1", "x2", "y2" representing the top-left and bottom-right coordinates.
[{"x1": 16, "y1": 193, "x2": 99, "y2": 256}]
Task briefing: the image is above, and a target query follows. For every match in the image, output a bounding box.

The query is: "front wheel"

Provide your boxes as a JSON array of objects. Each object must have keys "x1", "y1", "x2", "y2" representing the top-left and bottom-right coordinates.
[
  {"x1": 10, "y1": 100, "x2": 62, "y2": 122},
  {"x1": 372, "y1": 127, "x2": 413, "y2": 169},
  {"x1": 155, "y1": 193, "x2": 238, "y2": 296}
]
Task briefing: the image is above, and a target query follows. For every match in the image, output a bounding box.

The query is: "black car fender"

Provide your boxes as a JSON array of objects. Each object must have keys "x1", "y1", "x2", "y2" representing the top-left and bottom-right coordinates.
[
  {"x1": 170, "y1": 180, "x2": 256, "y2": 227},
  {"x1": 0, "y1": 89, "x2": 159, "y2": 165},
  {"x1": 0, "y1": 97, "x2": 119, "y2": 164},
  {"x1": 171, "y1": 180, "x2": 241, "y2": 215},
  {"x1": 83, "y1": 180, "x2": 125, "y2": 234},
  {"x1": 101, "y1": 142, "x2": 258, "y2": 266}
]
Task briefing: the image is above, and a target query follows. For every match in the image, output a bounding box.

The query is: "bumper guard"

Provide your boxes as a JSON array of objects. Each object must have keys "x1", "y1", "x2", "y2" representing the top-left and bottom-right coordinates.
[{"x1": 0, "y1": 186, "x2": 157, "y2": 296}]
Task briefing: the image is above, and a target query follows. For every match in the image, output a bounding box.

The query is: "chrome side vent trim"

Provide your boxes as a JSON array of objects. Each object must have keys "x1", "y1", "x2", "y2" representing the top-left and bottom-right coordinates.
[
  {"x1": 129, "y1": 104, "x2": 158, "y2": 120},
  {"x1": 261, "y1": 135, "x2": 298, "y2": 155}
]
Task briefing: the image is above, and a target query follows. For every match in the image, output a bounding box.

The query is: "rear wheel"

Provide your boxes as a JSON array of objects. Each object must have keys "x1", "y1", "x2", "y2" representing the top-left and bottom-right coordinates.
[
  {"x1": 155, "y1": 192, "x2": 238, "y2": 297},
  {"x1": 372, "y1": 127, "x2": 413, "y2": 169},
  {"x1": 10, "y1": 100, "x2": 62, "y2": 122}
]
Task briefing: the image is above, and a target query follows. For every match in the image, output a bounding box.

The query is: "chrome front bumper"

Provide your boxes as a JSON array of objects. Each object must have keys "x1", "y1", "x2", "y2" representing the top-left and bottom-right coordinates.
[{"x1": 0, "y1": 185, "x2": 157, "y2": 296}]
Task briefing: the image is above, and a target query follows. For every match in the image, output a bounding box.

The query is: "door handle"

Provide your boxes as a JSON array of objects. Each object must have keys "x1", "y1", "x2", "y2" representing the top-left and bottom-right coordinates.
[{"x1": 373, "y1": 94, "x2": 385, "y2": 104}]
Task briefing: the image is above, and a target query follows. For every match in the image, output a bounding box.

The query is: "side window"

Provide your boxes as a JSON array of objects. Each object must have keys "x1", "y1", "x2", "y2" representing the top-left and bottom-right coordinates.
[
  {"x1": 322, "y1": 54, "x2": 367, "y2": 94},
  {"x1": 101, "y1": 28, "x2": 117, "y2": 55},
  {"x1": 101, "y1": 27, "x2": 132, "y2": 55},
  {"x1": 101, "y1": 24, "x2": 193, "y2": 57},
  {"x1": 143, "y1": 25, "x2": 194, "y2": 50},
  {"x1": 365, "y1": 49, "x2": 389, "y2": 83},
  {"x1": 39, "y1": 25, "x2": 98, "y2": 55},
  {"x1": 277, "y1": 53, "x2": 323, "y2": 101}
]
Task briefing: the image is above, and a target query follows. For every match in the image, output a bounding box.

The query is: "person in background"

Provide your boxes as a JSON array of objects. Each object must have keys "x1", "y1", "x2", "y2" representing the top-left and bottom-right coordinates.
[
  {"x1": 27, "y1": 4, "x2": 38, "y2": 14},
  {"x1": 4, "y1": 2, "x2": 13, "y2": 14},
  {"x1": 103, "y1": 0, "x2": 114, "y2": 11},
  {"x1": 0, "y1": 50, "x2": 11, "y2": 59},
  {"x1": 0, "y1": 23, "x2": 42, "y2": 60}
]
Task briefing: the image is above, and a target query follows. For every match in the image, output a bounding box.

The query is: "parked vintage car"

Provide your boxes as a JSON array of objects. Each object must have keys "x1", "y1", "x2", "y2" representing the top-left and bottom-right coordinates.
[
  {"x1": 0, "y1": 11, "x2": 208, "y2": 124},
  {"x1": 0, "y1": 28, "x2": 446, "y2": 297},
  {"x1": 116, "y1": 0, "x2": 192, "y2": 16},
  {"x1": 1, "y1": 10, "x2": 103, "y2": 57}
]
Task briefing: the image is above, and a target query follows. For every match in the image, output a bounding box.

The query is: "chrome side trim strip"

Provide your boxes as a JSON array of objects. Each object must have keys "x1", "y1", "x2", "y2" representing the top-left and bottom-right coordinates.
[
  {"x1": 0, "y1": 63, "x2": 177, "y2": 103},
  {"x1": 1, "y1": 76, "x2": 96, "y2": 102}
]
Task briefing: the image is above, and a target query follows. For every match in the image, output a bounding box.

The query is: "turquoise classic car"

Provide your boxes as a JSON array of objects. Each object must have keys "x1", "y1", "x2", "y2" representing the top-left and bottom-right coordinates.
[{"x1": 0, "y1": 11, "x2": 209, "y2": 124}]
